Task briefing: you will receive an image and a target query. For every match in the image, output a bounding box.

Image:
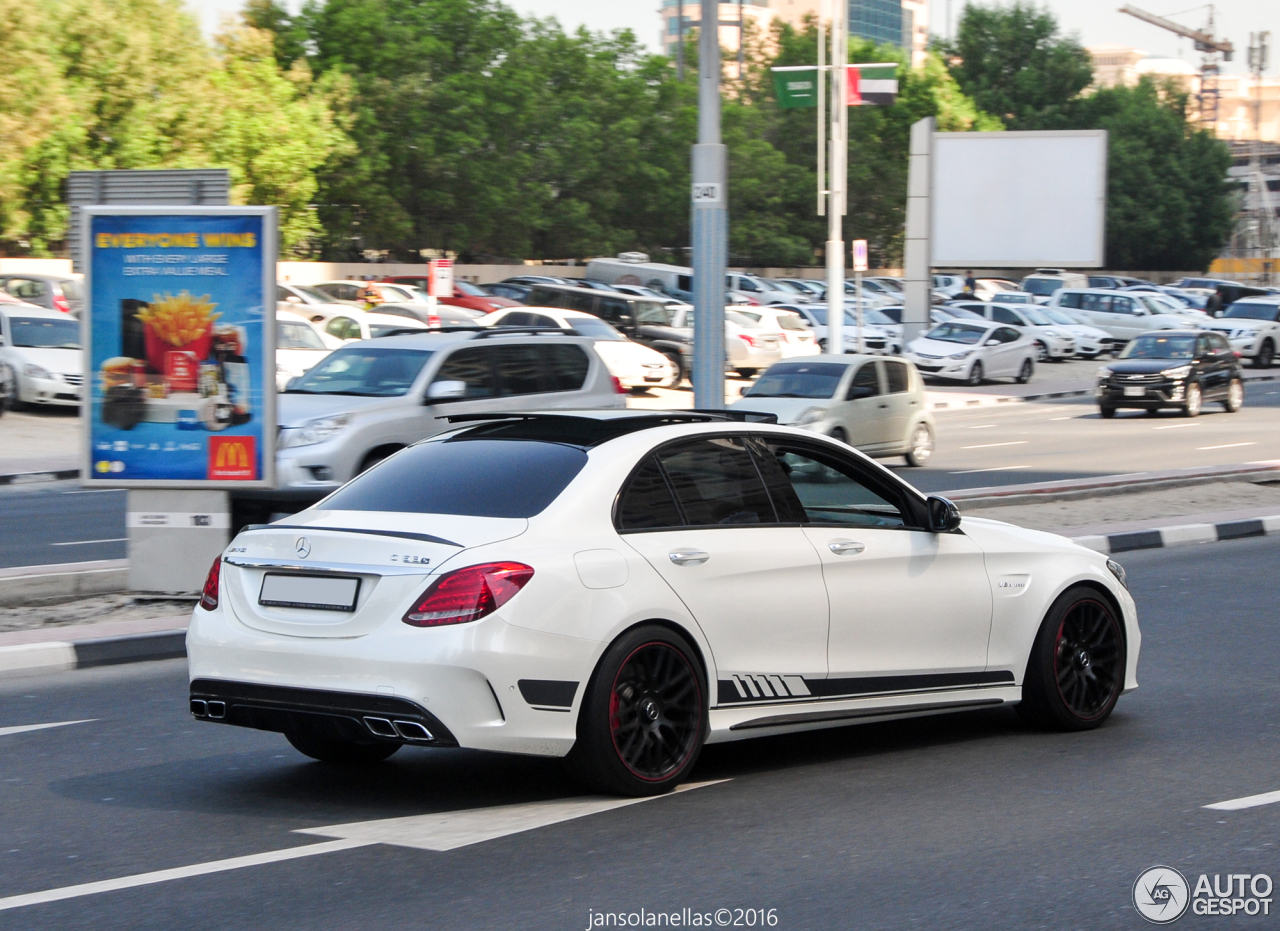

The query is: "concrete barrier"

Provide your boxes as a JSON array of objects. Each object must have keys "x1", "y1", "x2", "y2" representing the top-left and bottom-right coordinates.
[{"x1": 0, "y1": 559, "x2": 128, "y2": 607}]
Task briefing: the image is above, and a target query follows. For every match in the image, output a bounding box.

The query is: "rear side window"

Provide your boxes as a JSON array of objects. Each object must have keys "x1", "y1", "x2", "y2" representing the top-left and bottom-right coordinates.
[
  {"x1": 544, "y1": 344, "x2": 590, "y2": 391},
  {"x1": 991, "y1": 307, "x2": 1019, "y2": 325},
  {"x1": 433, "y1": 347, "x2": 496, "y2": 398},
  {"x1": 528, "y1": 288, "x2": 568, "y2": 307},
  {"x1": 322, "y1": 439, "x2": 587, "y2": 518},
  {"x1": 657, "y1": 437, "x2": 776, "y2": 527},
  {"x1": 1079, "y1": 293, "x2": 1111, "y2": 312},
  {"x1": 598, "y1": 297, "x2": 629, "y2": 321},
  {"x1": 494, "y1": 345, "x2": 543, "y2": 395},
  {"x1": 1057, "y1": 292, "x2": 1082, "y2": 308},
  {"x1": 884, "y1": 360, "x2": 909, "y2": 394},
  {"x1": 1111, "y1": 297, "x2": 1136, "y2": 315},
  {"x1": 615, "y1": 457, "x2": 683, "y2": 530}
]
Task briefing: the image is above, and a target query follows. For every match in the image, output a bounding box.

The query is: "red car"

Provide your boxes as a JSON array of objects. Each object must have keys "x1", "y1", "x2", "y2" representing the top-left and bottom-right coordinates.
[{"x1": 379, "y1": 276, "x2": 519, "y2": 314}]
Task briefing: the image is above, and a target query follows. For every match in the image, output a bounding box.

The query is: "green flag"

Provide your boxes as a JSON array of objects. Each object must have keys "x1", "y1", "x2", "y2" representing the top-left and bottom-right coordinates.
[{"x1": 772, "y1": 67, "x2": 819, "y2": 109}]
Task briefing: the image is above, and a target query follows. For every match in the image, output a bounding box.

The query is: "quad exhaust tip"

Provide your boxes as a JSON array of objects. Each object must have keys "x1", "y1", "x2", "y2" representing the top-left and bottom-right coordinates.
[
  {"x1": 362, "y1": 716, "x2": 433, "y2": 741},
  {"x1": 190, "y1": 699, "x2": 226, "y2": 720}
]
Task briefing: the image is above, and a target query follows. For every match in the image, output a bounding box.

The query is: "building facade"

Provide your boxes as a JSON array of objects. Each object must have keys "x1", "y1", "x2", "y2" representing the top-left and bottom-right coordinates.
[{"x1": 659, "y1": 0, "x2": 927, "y2": 69}]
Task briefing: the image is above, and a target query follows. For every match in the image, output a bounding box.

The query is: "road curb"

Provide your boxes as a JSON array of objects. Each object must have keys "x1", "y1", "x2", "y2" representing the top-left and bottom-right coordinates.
[
  {"x1": 0, "y1": 630, "x2": 185, "y2": 680},
  {"x1": 1072, "y1": 514, "x2": 1280, "y2": 555},
  {"x1": 0, "y1": 468, "x2": 80, "y2": 486},
  {"x1": 0, "y1": 560, "x2": 129, "y2": 608}
]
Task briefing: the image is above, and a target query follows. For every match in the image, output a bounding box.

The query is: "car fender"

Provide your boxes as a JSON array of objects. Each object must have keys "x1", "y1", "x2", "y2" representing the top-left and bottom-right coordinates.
[{"x1": 960, "y1": 517, "x2": 1139, "y2": 692}]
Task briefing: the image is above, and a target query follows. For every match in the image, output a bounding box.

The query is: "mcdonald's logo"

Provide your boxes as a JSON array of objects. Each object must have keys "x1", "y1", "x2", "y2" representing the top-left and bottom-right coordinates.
[{"x1": 208, "y1": 436, "x2": 257, "y2": 480}]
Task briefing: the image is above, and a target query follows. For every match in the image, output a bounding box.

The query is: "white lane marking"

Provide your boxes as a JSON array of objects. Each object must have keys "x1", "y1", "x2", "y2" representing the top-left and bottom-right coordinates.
[
  {"x1": 0, "y1": 720, "x2": 95, "y2": 738},
  {"x1": 297, "y1": 780, "x2": 728, "y2": 852},
  {"x1": 1153, "y1": 422, "x2": 1200, "y2": 430},
  {"x1": 959, "y1": 441, "x2": 1028, "y2": 449},
  {"x1": 63, "y1": 490, "x2": 123, "y2": 495},
  {"x1": 1204, "y1": 789, "x2": 1280, "y2": 811},
  {"x1": 0, "y1": 780, "x2": 727, "y2": 912},
  {"x1": 948, "y1": 465, "x2": 1030, "y2": 474},
  {"x1": 0, "y1": 840, "x2": 370, "y2": 913},
  {"x1": 1049, "y1": 416, "x2": 1072, "y2": 421},
  {"x1": 966, "y1": 424, "x2": 997, "y2": 429},
  {"x1": 50, "y1": 539, "x2": 127, "y2": 546},
  {"x1": 1197, "y1": 442, "x2": 1257, "y2": 451}
]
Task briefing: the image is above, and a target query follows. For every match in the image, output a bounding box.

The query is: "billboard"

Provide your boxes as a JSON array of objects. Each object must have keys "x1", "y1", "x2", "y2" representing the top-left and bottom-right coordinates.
[
  {"x1": 931, "y1": 130, "x2": 1107, "y2": 268},
  {"x1": 82, "y1": 207, "x2": 276, "y2": 488}
]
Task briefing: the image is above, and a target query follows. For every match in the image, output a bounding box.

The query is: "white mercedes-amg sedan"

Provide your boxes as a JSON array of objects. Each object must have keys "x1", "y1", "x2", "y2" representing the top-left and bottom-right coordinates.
[{"x1": 188, "y1": 410, "x2": 1140, "y2": 796}]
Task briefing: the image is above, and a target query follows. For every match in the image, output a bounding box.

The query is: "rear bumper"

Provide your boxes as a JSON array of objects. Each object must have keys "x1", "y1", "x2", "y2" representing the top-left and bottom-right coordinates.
[{"x1": 190, "y1": 678, "x2": 459, "y2": 747}]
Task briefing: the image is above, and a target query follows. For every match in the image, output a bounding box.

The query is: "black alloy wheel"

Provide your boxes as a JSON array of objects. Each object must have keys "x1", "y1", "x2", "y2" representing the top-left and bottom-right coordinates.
[
  {"x1": 1223, "y1": 378, "x2": 1244, "y2": 413},
  {"x1": 1255, "y1": 339, "x2": 1274, "y2": 370},
  {"x1": 1018, "y1": 586, "x2": 1125, "y2": 731},
  {"x1": 571, "y1": 626, "x2": 705, "y2": 796}
]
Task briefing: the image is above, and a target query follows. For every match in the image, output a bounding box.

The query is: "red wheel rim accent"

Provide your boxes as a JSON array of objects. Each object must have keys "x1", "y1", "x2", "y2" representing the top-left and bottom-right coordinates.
[
  {"x1": 609, "y1": 641, "x2": 702, "y2": 782},
  {"x1": 1052, "y1": 598, "x2": 1123, "y2": 721}
]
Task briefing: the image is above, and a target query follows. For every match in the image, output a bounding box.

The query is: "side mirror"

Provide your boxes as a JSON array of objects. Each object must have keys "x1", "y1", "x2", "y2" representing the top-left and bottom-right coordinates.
[
  {"x1": 985, "y1": 338, "x2": 1000, "y2": 346},
  {"x1": 286, "y1": 295, "x2": 301, "y2": 303},
  {"x1": 426, "y1": 379, "x2": 467, "y2": 401},
  {"x1": 927, "y1": 495, "x2": 962, "y2": 533},
  {"x1": 739, "y1": 384, "x2": 750, "y2": 396}
]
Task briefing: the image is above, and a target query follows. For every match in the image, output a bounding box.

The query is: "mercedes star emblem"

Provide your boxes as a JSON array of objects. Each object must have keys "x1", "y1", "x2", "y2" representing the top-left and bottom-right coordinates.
[{"x1": 295, "y1": 537, "x2": 311, "y2": 558}]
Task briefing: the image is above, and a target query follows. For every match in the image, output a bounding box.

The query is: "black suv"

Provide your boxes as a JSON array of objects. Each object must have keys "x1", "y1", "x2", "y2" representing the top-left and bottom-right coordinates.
[
  {"x1": 1098, "y1": 329, "x2": 1243, "y2": 418},
  {"x1": 511, "y1": 283, "x2": 693, "y2": 383}
]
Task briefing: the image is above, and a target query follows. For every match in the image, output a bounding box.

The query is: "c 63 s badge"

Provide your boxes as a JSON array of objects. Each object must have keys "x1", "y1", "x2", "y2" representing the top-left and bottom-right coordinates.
[
  {"x1": 390, "y1": 555, "x2": 430, "y2": 565},
  {"x1": 1134, "y1": 865, "x2": 1190, "y2": 923}
]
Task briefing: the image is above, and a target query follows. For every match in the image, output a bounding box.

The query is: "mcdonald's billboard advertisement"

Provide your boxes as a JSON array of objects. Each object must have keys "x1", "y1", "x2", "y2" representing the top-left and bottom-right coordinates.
[{"x1": 81, "y1": 207, "x2": 277, "y2": 488}]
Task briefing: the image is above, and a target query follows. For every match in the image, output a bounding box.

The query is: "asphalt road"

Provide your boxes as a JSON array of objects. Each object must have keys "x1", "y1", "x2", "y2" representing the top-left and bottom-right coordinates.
[
  {"x1": 1, "y1": 376, "x2": 1277, "y2": 568},
  {"x1": 2, "y1": 536, "x2": 1279, "y2": 928}
]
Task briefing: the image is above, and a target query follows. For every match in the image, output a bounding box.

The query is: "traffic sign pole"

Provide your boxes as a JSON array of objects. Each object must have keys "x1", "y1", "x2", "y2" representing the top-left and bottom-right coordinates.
[{"x1": 691, "y1": 0, "x2": 727, "y2": 409}]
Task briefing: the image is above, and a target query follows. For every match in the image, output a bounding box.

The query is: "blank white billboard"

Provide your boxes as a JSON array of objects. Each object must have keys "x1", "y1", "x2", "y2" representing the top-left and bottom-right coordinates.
[{"x1": 931, "y1": 130, "x2": 1107, "y2": 268}]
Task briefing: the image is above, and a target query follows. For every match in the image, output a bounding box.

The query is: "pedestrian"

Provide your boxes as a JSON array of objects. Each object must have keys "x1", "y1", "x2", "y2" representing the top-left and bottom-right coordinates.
[
  {"x1": 963, "y1": 270, "x2": 977, "y2": 298},
  {"x1": 1205, "y1": 290, "x2": 1223, "y2": 317}
]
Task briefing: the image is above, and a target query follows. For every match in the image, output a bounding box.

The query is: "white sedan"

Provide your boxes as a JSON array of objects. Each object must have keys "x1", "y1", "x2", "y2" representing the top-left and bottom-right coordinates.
[
  {"x1": 0, "y1": 304, "x2": 83, "y2": 408},
  {"x1": 1040, "y1": 308, "x2": 1110, "y2": 359},
  {"x1": 188, "y1": 410, "x2": 1140, "y2": 796},
  {"x1": 309, "y1": 309, "x2": 429, "y2": 342},
  {"x1": 480, "y1": 307, "x2": 673, "y2": 391},
  {"x1": 277, "y1": 311, "x2": 339, "y2": 391},
  {"x1": 906, "y1": 320, "x2": 1037, "y2": 385}
]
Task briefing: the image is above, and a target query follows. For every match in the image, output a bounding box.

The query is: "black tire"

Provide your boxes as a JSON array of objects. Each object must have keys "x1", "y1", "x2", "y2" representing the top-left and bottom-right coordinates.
[
  {"x1": 829, "y1": 426, "x2": 849, "y2": 445},
  {"x1": 1099, "y1": 405, "x2": 1116, "y2": 419},
  {"x1": 569, "y1": 625, "x2": 706, "y2": 797},
  {"x1": 1145, "y1": 407, "x2": 1160, "y2": 417},
  {"x1": 1034, "y1": 341, "x2": 1048, "y2": 363},
  {"x1": 1015, "y1": 358, "x2": 1033, "y2": 384},
  {"x1": 966, "y1": 361, "x2": 983, "y2": 386},
  {"x1": 628, "y1": 385, "x2": 650, "y2": 396},
  {"x1": 1223, "y1": 377, "x2": 1243, "y2": 413},
  {"x1": 1017, "y1": 586, "x2": 1125, "y2": 731},
  {"x1": 285, "y1": 731, "x2": 400, "y2": 764},
  {"x1": 1254, "y1": 340, "x2": 1274, "y2": 369},
  {"x1": 734, "y1": 368, "x2": 757, "y2": 379},
  {"x1": 358, "y1": 447, "x2": 401, "y2": 474},
  {"x1": 662, "y1": 352, "x2": 684, "y2": 388}
]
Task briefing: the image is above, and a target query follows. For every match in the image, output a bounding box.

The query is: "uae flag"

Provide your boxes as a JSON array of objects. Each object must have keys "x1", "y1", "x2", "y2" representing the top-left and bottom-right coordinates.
[{"x1": 847, "y1": 63, "x2": 898, "y2": 106}]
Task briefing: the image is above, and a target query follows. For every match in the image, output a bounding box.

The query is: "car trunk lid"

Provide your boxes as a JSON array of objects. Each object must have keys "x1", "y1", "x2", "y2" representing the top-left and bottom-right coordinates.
[{"x1": 221, "y1": 510, "x2": 527, "y2": 638}]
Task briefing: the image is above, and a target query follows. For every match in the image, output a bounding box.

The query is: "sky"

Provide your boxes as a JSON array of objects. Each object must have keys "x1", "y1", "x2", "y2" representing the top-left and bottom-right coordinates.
[{"x1": 189, "y1": 0, "x2": 1279, "y2": 75}]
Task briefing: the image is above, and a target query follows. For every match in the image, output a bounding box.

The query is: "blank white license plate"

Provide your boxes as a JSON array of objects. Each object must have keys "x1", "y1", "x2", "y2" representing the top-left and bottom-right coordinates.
[
  {"x1": 1123, "y1": 387, "x2": 1146, "y2": 397},
  {"x1": 259, "y1": 574, "x2": 360, "y2": 612}
]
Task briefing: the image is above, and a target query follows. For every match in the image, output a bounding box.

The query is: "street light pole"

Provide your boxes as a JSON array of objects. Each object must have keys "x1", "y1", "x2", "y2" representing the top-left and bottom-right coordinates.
[
  {"x1": 691, "y1": 0, "x2": 728, "y2": 408},
  {"x1": 825, "y1": 0, "x2": 847, "y2": 357}
]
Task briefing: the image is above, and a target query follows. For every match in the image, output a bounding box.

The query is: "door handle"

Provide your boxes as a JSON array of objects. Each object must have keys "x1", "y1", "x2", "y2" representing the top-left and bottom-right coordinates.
[
  {"x1": 878, "y1": 403, "x2": 889, "y2": 409},
  {"x1": 669, "y1": 550, "x2": 710, "y2": 566},
  {"x1": 828, "y1": 541, "x2": 865, "y2": 555}
]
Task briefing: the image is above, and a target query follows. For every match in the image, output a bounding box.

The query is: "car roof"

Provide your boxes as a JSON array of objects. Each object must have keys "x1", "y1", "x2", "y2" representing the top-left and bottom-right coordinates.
[
  {"x1": 1229, "y1": 294, "x2": 1280, "y2": 305},
  {"x1": 496, "y1": 306, "x2": 592, "y2": 319},
  {"x1": 358, "y1": 330, "x2": 595, "y2": 350}
]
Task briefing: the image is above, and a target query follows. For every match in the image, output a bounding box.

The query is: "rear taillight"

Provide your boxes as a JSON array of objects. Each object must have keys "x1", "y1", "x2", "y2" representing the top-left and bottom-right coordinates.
[
  {"x1": 402, "y1": 562, "x2": 534, "y2": 627},
  {"x1": 199, "y1": 557, "x2": 221, "y2": 611},
  {"x1": 428, "y1": 314, "x2": 441, "y2": 328},
  {"x1": 611, "y1": 375, "x2": 626, "y2": 394},
  {"x1": 739, "y1": 334, "x2": 758, "y2": 348},
  {"x1": 53, "y1": 295, "x2": 71, "y2": 314}
]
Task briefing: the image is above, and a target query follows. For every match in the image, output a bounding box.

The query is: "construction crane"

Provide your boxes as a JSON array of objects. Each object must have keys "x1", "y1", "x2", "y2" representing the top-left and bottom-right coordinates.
[{"x1": 1118, "y1": 4, "x2": 1234, "y2": 125}]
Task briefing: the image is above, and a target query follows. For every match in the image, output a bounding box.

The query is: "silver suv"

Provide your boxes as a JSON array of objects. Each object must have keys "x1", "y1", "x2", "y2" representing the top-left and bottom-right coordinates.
[{"x1": 262, "y1": 329, "x2": 625, "y2": 504}]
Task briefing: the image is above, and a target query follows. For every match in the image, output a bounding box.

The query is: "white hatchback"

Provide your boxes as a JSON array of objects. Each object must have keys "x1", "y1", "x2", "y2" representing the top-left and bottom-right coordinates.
[
  {"x1": 189, "y1": 411, "x2": 1140, "y2": 796},
  {"x1": 0, "y1": 305, "x2": 84, "y2": 407}
]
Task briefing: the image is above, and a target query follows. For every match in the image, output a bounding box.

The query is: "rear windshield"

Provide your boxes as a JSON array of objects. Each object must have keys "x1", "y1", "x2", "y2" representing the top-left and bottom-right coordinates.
[
  {"x1": 1021, "y1": 278, "x2": 1063, "y2": 296},
  {"x1": 746, "y1": 362, "x2": 847, "y2": 399},
  {"x1": 320, "y1": 438, "x2": 587, "y2": 518}
]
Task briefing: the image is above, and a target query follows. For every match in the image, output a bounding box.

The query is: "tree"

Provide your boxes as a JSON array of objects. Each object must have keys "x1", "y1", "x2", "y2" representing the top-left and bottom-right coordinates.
[
  {"x1": 1074, "y1": 79, "x2": 1234, "y2": 270},
  {"x1": 942, "y1": 2, "x2": 1093, "y2": 129}
]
